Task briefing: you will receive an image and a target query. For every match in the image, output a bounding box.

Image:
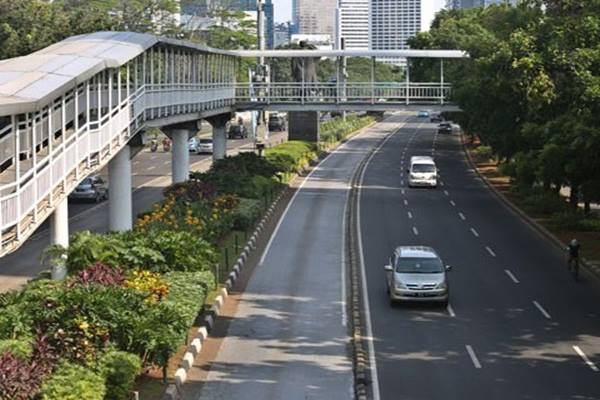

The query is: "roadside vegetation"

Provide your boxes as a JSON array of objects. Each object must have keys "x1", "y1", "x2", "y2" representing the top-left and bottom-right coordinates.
[
  {"x1": 0, "y1": 114, "x2": 375, "y2": 399},
  {"x1": 409, "y1": 1, "x2": 600, "y2": 260}
]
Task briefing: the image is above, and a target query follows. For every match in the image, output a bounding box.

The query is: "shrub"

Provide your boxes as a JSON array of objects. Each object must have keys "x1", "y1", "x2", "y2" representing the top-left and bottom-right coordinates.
[
  {"x1": 163, "y1": 180, "x2": 216, "y2": 202},
  {"x1": 69, "y1": 263, "x2": 125, "y2": 287},
  {"x1": 209, "y1": 152, "x2": 278, "y2": 178},
  {"x1": 163, "y1": 271, "x2": 214, "y2": 328},
  {"x1": 521, "y1": 191, "x2": 569, "y2": 215},
  {"x1": 96, "y1": 350, "x2": 141, "y2": 400},
  {"x1": 124, "y1": 270, "x2": 170, "y2": 304},
  {"x1": 549, "y1": 212, "x2": 600, "y2": 232},
  {"x1": 232, "y1": 198, "x2": 262, "y2": 231},
  {"x1": 40, "y1": 362, "x2": 105, "y2": 400},
  {"x1": 472, "y1": 145, "x2": 493, "y2": 162},
  {"x1": 0, "y1": 335, "x2": 57, "y2": 400},
  {"x1": 266, "y1": 141, "x2": 318, "y2": 173},
  {"x1": 0, "y1": 339, "x2": 31, "y2": 359}
]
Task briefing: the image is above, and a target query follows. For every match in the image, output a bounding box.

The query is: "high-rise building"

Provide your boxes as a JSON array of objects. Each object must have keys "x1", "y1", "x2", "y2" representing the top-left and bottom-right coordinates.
[
  {"x1": 181, "y1": 0, "x2": 275, "y2": 48},
  {"x1": 370, "y1": 0, "x2": 422, "y2": 65},
  {"x1": 446, "y1": 0, "x2": 516, "y2": 8},
  {"x1": 337, "y1": 0, "x2": 370, "y2": 50},
  {"x1": 292, "y1": 0, "x2": 337, "y2": 40}
]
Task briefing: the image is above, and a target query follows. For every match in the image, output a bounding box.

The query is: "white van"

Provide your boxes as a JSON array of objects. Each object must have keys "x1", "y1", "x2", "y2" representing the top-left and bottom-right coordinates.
[{"x1": 407, "y1": 156, "x2": 438, "y2": 188}]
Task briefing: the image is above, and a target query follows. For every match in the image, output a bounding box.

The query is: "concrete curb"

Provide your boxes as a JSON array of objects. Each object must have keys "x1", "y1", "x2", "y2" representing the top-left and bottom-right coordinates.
[
  {"x1": 460, "y1": 134, "x2": 600, "y2": 281},
  {"x1": 162, "y1": 190, "x2": 286, "y2": 400}
]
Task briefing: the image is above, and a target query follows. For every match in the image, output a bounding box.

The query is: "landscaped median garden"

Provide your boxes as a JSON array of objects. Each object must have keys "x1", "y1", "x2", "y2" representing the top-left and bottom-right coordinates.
[{"x1": 0, "y1": 114, "x2": 377, "y2": 399}]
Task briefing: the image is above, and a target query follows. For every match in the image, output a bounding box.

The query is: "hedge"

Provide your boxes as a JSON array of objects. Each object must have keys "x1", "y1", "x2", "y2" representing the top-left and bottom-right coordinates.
[{"x1": 40, "y1": 362, "x2": 105, "y2": 400}]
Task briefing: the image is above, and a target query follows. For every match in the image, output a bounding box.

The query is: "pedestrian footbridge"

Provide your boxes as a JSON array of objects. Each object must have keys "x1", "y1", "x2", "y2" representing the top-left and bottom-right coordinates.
[{"x1": 0, "y1": 31, "x2": 467, "y2": 257}]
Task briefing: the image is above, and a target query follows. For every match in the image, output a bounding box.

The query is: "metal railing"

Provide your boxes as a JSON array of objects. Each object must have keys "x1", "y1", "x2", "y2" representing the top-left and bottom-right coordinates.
[{"x1": 235, "y1": 82, "x2": 453, "y2": 105}]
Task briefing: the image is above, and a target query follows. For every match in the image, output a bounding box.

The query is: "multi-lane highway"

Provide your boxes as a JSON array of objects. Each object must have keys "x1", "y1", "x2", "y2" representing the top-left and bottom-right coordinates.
[
  {"x1": 359, "y1": 116, "x2": 600, "y2": 399},
  {"x1": 0, "y1": 133, "x2": 285, "y2": 292}
]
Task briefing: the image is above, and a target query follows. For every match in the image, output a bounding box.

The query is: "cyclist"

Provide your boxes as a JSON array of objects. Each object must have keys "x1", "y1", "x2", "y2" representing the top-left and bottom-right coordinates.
[{"x1": 567, "y1": 239, "x2": 581, "y2": 279}]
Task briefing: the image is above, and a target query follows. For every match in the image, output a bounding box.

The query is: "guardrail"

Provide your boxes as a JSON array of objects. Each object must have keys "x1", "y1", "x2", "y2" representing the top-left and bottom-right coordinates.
[{"x1": 235, "y1": 82, "x2": 452, "y2": 105}]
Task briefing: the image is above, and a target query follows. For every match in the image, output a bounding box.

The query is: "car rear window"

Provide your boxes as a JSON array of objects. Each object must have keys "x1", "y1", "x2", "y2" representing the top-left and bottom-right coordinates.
[
  {"x1": 412, "y1": 163, "x2": 435, "y2": 173},
  {"x1": 396, "y1": 257, "x2": 443, "y2": 273}
]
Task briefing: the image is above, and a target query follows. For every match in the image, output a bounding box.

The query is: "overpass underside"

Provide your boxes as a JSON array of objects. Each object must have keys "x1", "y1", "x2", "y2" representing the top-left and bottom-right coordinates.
[{"x1": 236, "y1": 102, "x2": 461, "y2": 113}]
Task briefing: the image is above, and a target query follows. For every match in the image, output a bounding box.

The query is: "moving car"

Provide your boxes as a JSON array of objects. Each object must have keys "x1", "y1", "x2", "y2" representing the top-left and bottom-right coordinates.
[
  {"x1": 228, "y1": 124, "x2": 248, "y2": 139},
  {"x1": 196, "y1": 138, "x2": 213, "y2": 154},
  {"x1": 417, "y1": 110, "x2": 430, "y2": 118},
  {"x1": 438, "y1": 122, "x2": 453, "y2": 134},
  {"x1": 69, "y1": 176, "x2": 108, "y2": 203},
  {"x1": 384, "y1": 246, "x2": 451, "y2": 306},
  {"x1": 407, "y1": 156, "x2": 438, "y2": 188},
  {"x1": 430, "y1": 113, "x2": 443, "y2": 123},
  {"x1": 268, "y1": 113, "x2": 287, "y2": 131}
]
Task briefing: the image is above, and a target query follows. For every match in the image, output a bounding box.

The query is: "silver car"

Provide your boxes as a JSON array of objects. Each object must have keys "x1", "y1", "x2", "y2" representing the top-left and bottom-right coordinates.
[
  {"x1": 69, "y1": 176, "x2": 108, "y2": 203},
  {"x1": 196, "y1": 138, "x2": 213, "y2": 154},
  {"x1": 384, "y1": 246, "x2": 451, "y2": 306}
]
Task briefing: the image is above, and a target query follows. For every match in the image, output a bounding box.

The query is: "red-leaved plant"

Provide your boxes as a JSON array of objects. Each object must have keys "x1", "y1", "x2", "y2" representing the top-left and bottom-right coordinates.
[
  {"x1": 69, "y1": 262, "x2": 125, "y2": 287},
  {"x1": 0, "y1": 334, "x2": 57, "y2": 400}
]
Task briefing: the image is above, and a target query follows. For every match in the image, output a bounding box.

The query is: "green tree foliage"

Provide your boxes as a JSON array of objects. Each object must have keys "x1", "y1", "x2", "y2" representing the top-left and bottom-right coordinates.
[
  {"x1": 0, "y1": 0, "x2": 181, "y2": 60},
  {"x1": 409, "y1": 1, "x2": 600, "y2": 209}
]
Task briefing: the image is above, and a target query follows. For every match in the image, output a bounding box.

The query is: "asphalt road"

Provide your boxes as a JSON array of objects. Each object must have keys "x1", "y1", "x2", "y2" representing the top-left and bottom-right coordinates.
[
  {"x1": 0, "y1": 133, "x2": 286, "y2": 292},
  {"x1": 359, "y1": 117, "x2": 600, "y2": 399},
  {"x1": 194, "y1": 115, "x2": 408, "y2": 400}
]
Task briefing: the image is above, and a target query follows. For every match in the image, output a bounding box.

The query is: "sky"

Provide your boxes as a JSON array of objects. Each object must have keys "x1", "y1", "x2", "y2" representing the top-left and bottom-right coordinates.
[{"x1": 272, "y1": 0, "x2": 447, "y2": 31}]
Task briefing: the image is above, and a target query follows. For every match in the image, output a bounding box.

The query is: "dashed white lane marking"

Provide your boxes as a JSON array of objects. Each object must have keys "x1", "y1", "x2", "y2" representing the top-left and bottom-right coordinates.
[
  {"x1": 407, "y1": 211, "x2": 413, "y2": 219},
  {"x1": 412, "y1": 226, "x2": 419, "y2": 236},
  {"x1": 400, "y1": 180, "x2": 404, "y2": 186},
  {"x1": 485, "y1": 246, "x2": 496, "y2": 257},
  {"x1": 133, "y1": 160, "x2": 140, "y2": 165},
  {"x1": 504, "y1": 269, "x2": 520, "y2": 284},
  {"x1": 573, "y1": 346, "x2": 599, "y2": 372},
  {"x1": 533, "y1": 301, "x2": 551, "y2": 319},
  {"x1": 447, "y1": 304, "x2": 456, "y2": 317},
  {"x1": 443, "y1": 190, "x2": 449, "y2": 196},
  {"x1": 150, "y1": 155, "x2": 157, "y2": 160},
  {"x1": 465, "y1": 345, "x2": 482, "y2": 369},
  {"x1": 403, "y1": 199, "x2": 409, "y2": 206},
  {"x1": 459, "y1": 212, "x2": 466, "y2": 221},
  {"x1": 148, "y1": 166, "x2": 156, "y2": 171},
  {"x1": 450, "y1": 200, "x2": 456, "y2": 207},
  {"x1": 470, "y1": 228, "x2": 480, "y2": 238},
  {"x1": 401, "y1": 189, "x2": 405, "y2": 195},
  {"x1": 440, "y1": 181, "x2": 445, "y2": 187},
  {"x1": 164, "y1": 160, "x2": 171, "y2": 165}
]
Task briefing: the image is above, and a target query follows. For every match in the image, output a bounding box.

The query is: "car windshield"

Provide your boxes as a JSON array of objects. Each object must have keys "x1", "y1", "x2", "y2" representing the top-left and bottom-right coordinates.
[
  {"x1": 412, "y1": 164, "x2": 435, "y2": 173},
  {"x1": 396, "y1": 257, "x2": 443, "y2": 273},
  {"x1": 80, "y1": 178, "x2": 93, "y2": 186},
  {"x1": 199, "y1": 139, "x2": 212, "y2": 144}
]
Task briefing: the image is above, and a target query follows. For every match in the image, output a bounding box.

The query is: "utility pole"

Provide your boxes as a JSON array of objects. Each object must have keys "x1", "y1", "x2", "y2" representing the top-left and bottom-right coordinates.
[{"x1": 254, "y1": 0, "x2": 269, "y2": 152}]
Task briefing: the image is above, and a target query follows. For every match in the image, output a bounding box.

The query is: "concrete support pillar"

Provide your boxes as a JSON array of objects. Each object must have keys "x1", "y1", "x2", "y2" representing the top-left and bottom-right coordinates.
[
  {"x1": 206, "y1": 114, "x2": 231, "y2": 161},
  {"x1": 108, "y1": 145, "x2": 132, "y2": 232},
  {"x1": 288, "y1": 111, "x2": 320, "y2": 142},
  {"x1": 50, "y1": 197, "x2": 69, "y2": 280},
  {"x1": 171, "y1": 129, "x2": 190, "y2": 183}
]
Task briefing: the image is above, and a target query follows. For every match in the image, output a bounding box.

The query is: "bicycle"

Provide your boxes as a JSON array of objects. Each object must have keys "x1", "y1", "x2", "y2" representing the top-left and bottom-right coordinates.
[{"x1": 567, "y1": 255, "x2": 580, "y2": 280}]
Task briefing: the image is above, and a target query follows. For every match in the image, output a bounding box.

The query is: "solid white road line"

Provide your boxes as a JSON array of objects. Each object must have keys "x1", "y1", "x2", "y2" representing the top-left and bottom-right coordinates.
[
  {"x1": 447, "y1": 304, "x2": 456, "y2": 317},
  {"x1": 470, "y1": 228, "x2": 480, "y2": 238},
  {"x1": 403, "y1": 199, "x2": 409, "y2": 206},
  {"x1": 407, "y1": 211, "x2": 413, "y2": 219},
  {"x1": 533, "y1": 301, "x2": 552, "y2": 319},
  {"x1": 465, "y1": 345, "x2": 482, "y2": 369},
  {"x1": 485, "y1": 246, "x2": 496, "y2": 257},
  {"x1": 412, "y1": 226, "x2": 419, "y2": 236},
  {"x1": 459, "y1": 212, "x2": 466, "y2": 221},
  {"x1": 450, "y1": 200, "x2": 456, "y2": 207},
  {"x1": 504, "y1": 269, "x2": 520, "y2": 284},
  {"x1": 573, "y1": 346, "x2": 599, "y2": 372}
]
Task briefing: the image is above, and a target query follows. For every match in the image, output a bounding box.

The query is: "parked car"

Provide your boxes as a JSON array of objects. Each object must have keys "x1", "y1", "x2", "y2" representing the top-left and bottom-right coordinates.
[
  {"x1": 69, "y1": 176, "x2": 108, "y2": 203},
  {"x1": 268, "y1": 113, "x2": 287, "y2": 131},
  {"x1": 417, "y1": 110, "x2": 430, "y2": 118},
  {"x1": 407, "y1": 156, "x2": 438, "y2": 188},
  {"x1": 188, "y1": 137, "x2": 200, "y2": 152},
  {"x1": 384, "y1": 246, "x2": 451, "y2": 306},
  {"x1": 196, "y1": 138, "x2": 213, "y2": 154},
  {"x1": 228, "y1": 124, "x2": 248, "y2": 139},
  {"x1": 438, "y1": 122, "x2": 453, "y2": 135},
  {"x1": 430, "y1": 113, "x2": 443, "y2": 123}
]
